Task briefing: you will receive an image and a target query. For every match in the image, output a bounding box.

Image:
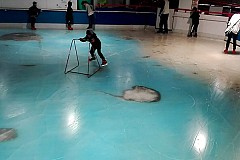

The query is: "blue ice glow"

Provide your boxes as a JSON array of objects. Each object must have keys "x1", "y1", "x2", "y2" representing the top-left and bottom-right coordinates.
[{"x1": 66, "y1": 109, "x2": 81, "y2": 136}]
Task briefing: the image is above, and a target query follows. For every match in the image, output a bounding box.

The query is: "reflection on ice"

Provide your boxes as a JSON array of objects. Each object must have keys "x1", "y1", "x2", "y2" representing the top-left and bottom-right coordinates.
[
  {"x1": 211, "y1": 78, "x2": 225, "y2": 100},
  {"x1": 193, "y1": 132, "x2": 207, "y2": 154},
  {"x1": 67, "y1": 110, "x2": 81, "y2": 136}
]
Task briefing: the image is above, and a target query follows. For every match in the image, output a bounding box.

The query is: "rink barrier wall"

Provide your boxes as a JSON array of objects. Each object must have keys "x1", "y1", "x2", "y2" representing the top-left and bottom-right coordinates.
[
  {"x1": 0, "y1": 8, "x2": 233, "y2": 39},
  {"x1": 0, "y1": 9, "x2": 156, "y2": 26}
]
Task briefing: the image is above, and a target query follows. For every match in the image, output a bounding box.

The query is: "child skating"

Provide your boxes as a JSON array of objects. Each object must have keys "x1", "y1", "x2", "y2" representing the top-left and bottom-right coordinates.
[{"x1": 79, "y1": 30, "x2": 108, "y2": 67}]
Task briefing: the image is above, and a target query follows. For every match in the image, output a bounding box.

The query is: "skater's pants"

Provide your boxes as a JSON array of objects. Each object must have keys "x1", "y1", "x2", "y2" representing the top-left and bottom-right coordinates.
[
  {"x1": 66, "y1": 18, "x2": 73, "y2": 26},
  {"x1": 191, "y1": 23, "x2": 199, "y2": 34},
  {"x1": 88, "y1": 14, "x2": 95, "y2": 28},
  {"x1": 226, "y1": 32, "x2": 238, "y2": 50},
  {"x1": 30, "y1": 17, "x2": 36, "y2": 28},
  {"x1": 90, "y1": 41, "x2": 105, "y2": 60},
  {"x1": 159, "y1": 14, "x2": 169, "y2": 32}
]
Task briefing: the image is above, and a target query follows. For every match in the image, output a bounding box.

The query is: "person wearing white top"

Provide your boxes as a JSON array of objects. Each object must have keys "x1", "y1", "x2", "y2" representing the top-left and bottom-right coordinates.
[
  {"x1": 157, "y1": 0, "x2": 169, "y2": 34},
  {"x1": 224, "y1": 14, "x2": 240, "y2": 54},
  {"x1": 81, "y1": 1, "x2": 95, "y2": 29}
]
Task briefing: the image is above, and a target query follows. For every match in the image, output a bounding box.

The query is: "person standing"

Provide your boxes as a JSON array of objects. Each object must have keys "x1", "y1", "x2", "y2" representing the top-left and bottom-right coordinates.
[
  {"x1": 224, "y1": 13, "x2": 240, "y2": 54},
  {"x1": 66, "y1": 1, "x2": 74, "y2": 30},
  {"x1": 157, "y1": 0, "x2": 169, "y2": 34},
  {"x1": 28, "y1": 1, "x2": 41, "y2": 30},
  {"x1": 81, "y1": 1, "x2": 95, "y2": 29},
  {"x1": 188, "y1": 7, "x2": 200, "y2": 37}
]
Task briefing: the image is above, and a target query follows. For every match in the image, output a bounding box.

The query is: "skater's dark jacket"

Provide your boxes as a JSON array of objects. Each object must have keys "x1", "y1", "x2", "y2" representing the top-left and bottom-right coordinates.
[
  {"x1": 80, "y1": 30, "x2": 101, "y2": 48},
  {"x1": 190, "y1": 10, "x2": 200, "y2": 24},
  {"x1": 66, "y1": 2, "x2": 73, "y2": 24},
  {"x1": 28, "y1": 4, "x2": 40, "y2": 18}
]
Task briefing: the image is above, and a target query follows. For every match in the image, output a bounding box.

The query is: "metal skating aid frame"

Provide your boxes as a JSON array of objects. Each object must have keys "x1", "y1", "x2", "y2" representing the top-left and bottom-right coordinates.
[{"x1": 64, "y1": 39, "x2": 101, "y2": 78}]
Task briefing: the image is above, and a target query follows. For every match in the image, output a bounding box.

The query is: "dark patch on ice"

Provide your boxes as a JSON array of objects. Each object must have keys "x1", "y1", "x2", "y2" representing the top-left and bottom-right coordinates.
[
  {"x1": 20, "y1": 64, "x2": 37, "y2": 67},
  {"x1": 0, "y1": 128, "x2": 17, "y2": 142},
  {"x1": 153, "y1": 51, "x2": 163, "y2": 54},
  {"x1": 142, "y1": 55, "x2": 150, "y2": 58},
  {"x1": 193, "y1": 72, "x2": 198, "y2": 75},
  {"x1": 122, "y1": 36, "x2": 133, "y2": 40},
  {"x1": 0, "y1": 32, "x2": 41, "y2": 41},
  {"x1": 104, "y1": 85, "x2": 161, "y2": 102},
  {"x1": 153, "y1": 64, "x2": 162, "y2": 67},
  {"x1": 231, "y1": 83, "x2": 240, "y2": 92}
]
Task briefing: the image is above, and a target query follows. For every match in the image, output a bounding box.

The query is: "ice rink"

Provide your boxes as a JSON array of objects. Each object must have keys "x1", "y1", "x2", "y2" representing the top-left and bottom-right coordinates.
[{"x1": 0, "y1": 28, "x2": 240, "y2": 160}]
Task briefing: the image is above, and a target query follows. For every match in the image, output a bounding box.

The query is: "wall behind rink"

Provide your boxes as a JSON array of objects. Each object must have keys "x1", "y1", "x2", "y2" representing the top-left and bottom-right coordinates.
[
  {"x1": 0, "y1": 9, "x2": 156, "y2": 28},
  {"x1": 0, "y1": 0, "x2": 230, "y2": 39},
  {"x1": 0, "y1": 0, "x2": 77, "y2": 10},
  {"x1": 172, "y1": 11, "x2": 229, "y2": 39}
]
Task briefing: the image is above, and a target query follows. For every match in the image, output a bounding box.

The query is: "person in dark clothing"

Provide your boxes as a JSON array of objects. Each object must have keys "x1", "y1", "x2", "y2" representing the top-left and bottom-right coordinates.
[
  {"x1": 66, "y1": 1, "x2": 73, "y2": 30},
  {"x1": 81, "y1": 1, "x2": 95, "y2": 29},
  {"x1": 157, "y1": 0, "x2": 169, "y2": 34},
  {"x1": 189, "y1": 7, "x2": 200, "y2": 37},
  {"x1": 28, "y1": 1, "x2": 41, "y2": 30},
  {"x1": 79, "y1": 29, "x2": 108, "y2": 66}
]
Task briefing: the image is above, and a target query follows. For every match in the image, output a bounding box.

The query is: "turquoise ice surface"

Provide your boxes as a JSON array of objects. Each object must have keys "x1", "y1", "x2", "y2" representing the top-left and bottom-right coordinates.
[{"x1": 0, "y1": 29, "x2": 240, "y2": 160}]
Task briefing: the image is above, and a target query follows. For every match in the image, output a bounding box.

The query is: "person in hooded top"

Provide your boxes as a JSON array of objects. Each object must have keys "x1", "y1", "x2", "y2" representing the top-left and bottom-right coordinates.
[
  {"x1": 157, "y1": 0, "x2": 169, "y2": 34},
  {"x1": 81, "y1": 1, "x2": 95, "y2": 29},
  {"x1": 224, "y1": 13, "x2": 240, "y2": 54},
  {"x1": 28, "y1": 1, "x2": 41, "y2": 30},
  {"x1": 66, "y1": 1, "x2": 74, "y2": 30},
  {"x1": 79, "y1": 29, "x2": 108, "y2": 67}
]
